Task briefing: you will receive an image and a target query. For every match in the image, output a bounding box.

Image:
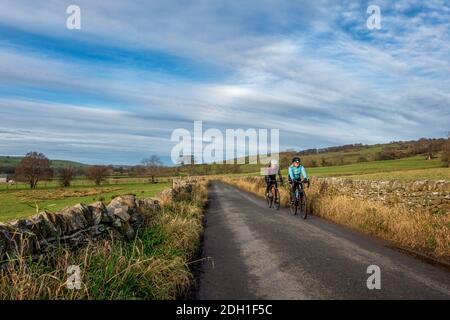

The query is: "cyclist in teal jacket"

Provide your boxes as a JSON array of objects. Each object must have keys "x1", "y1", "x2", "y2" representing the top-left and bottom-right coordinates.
[{"x1": 288, "y1": 156, "x2": 309, "y2": 204}]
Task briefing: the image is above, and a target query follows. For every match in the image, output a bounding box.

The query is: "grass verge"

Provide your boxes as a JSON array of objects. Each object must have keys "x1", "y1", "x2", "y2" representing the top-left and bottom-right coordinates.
[{"x1": 0, "y1": 180, "x2": 208, "y2": 300}]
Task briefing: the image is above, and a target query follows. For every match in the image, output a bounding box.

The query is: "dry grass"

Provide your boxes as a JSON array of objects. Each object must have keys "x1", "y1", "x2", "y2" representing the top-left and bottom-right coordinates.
[
  {"x1": 0, "y1": 181, "x2": 208, "y2": 300},
  {"x1": 0, "y1": 237, "x2": 192, "y2": 300},
  {"x1": 220, "y1": 176, "x2": 450, "y2": 261},
  {"x1": 14, "y1": 187, "x2": 121, "y2": 202}
]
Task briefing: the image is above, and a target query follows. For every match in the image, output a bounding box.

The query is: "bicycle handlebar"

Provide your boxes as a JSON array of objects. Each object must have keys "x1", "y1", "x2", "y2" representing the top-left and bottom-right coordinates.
[{"x1": 289, "y1": 178, "x2": 310, "y2": 188}]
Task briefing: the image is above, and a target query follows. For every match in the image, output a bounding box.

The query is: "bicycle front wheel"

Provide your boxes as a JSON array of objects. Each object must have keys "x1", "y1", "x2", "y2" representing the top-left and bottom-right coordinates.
[
  {"x1": 274, "y1": 189, "x2": 280, "y2": 210},
  {"x1": 289, "y1": 200, "x2": 297, "y2": 215},
  {"x1": 301, "y1": 193, "x2": 307, "y2": 219},
  {"x1": 265, "y1": 191, "x2": 271, "y2": 208}
]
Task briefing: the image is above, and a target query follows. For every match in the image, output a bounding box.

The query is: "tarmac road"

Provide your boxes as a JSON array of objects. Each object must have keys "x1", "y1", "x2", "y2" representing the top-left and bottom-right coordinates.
[{"x1": 196, "y1": 181, "x2": 450, "y2": 300}]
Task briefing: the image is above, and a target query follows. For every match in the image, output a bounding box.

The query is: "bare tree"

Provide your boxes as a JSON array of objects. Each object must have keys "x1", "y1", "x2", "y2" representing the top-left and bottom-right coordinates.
[
  {"x1": 58, "y1": 166, "x2": 77, "y2": 187},
  {"x1": 85, "y1": 166, "x2": 109, "y2": 186},
  {"x1": 131, "y1": 165, "x2": 146, "y2": 177},
  {"x1": 142, "y1": 155, "x2": 163, "y2": 183},
  {"x1": 15, "y1": 152, "x2": 53, "y2": 189}
]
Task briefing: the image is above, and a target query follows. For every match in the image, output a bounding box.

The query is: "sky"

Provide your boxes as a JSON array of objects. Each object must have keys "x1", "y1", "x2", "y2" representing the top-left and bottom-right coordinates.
[{"x1": 0, "y1": 0, "x2": 449, "y2": 165}]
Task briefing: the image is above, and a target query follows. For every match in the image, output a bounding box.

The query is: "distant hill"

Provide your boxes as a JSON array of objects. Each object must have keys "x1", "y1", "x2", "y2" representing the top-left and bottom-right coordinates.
[
  {"x1": 177, "y1": 137, "x2": 448, "y2": 175},
  {"x1": 0, "y1": 156, "x2": 87, "y2": 171},
  {"x1": 280, "y1": 138, "x2": 445, "y2": 167}
]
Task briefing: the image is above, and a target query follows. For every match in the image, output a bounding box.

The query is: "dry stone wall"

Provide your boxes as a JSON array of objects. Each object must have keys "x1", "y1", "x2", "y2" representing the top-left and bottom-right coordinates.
[
  {"x1": 0, "y1": 195, "x2": 160, "y2": 260},
  {"x1": 0, "y1": 181, "x2": 198, "y2": 262},
  {"x1": 235, "y1": 175, "x2": 449, "y2": 214},
  {"x1": 314, "y1": 177, "x2": 450, "y2": 214}
]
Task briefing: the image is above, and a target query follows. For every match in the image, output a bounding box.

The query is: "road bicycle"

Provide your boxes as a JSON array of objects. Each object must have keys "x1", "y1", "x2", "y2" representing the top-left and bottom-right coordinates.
[
  {"x1": 265, "y1": 179, "x2": 282, "y2": 210},
  {"x1": 289, "y1": 179, "x2": 310, "y2": 219}
]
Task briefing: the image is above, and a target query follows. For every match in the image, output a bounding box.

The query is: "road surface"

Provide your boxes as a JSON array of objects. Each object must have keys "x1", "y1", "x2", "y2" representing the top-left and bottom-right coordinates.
[{"x1": 196, "y1": 182, "x2": 450, "y2": 300}]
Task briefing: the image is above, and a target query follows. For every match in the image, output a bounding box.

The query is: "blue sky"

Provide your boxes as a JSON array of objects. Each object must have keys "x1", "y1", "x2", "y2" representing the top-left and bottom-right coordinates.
[{"x1": 0, "y1": 0, "x2": 449, "y2": 165}]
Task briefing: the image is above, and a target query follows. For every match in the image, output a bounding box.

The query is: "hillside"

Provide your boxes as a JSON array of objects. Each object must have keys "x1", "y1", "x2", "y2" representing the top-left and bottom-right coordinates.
[
  {"x1": 177, "y1": 137, "x2": 449, "y2": 178},
  {"x1": 0, "y1": 156, "x2": 87, "y2": 170}
]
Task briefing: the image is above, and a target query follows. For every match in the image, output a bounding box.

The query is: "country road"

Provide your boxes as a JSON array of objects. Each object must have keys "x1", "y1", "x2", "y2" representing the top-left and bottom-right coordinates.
[{"x1": 196, "y1": 181, "x2": 450, "y2": 300}]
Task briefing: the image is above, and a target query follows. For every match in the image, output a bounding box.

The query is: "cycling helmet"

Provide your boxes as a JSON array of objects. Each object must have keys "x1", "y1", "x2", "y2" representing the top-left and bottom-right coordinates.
[{"x1": 292, "y1": 156, "x2": 301, "y2": 163}]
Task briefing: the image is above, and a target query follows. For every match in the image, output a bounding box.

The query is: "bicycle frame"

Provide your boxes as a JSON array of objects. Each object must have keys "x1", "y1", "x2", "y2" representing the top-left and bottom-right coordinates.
[
  {"x1": 289, "y1": 179, "x2": 308, "y2": 218},
  {"x1": 266, "y1": 178, "x2": 281, "y2": 209},
  {"x1": 290, "y1": 181, "x2": 304, "y2": 202}
]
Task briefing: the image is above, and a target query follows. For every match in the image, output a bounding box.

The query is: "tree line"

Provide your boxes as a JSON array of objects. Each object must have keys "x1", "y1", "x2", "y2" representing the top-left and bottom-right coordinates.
[
  {"x1": 5, "y1": 136, "x2": 450, "y2": 189},
  {"x1": 10, "y1": 152, "x2": 167, "y2": 189}
]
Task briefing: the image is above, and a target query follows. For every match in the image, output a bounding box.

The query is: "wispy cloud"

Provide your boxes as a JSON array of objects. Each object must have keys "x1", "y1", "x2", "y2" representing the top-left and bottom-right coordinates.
[{"x1": 0, "y1": 0, "x2": 449, "y2": 164}]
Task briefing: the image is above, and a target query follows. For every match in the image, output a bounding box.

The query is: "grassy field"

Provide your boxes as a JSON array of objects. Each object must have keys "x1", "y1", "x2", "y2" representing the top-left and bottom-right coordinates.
[
  {"x1": 232, "y1": 155, "x2": 448, "y2": 180},
  {"x1": 299, "y1": 144, "x2": 384, "y2": 164},
  {"x1": 0, "y1": 177, "x2": 171, "y2": 191},
  {"x1": 0, "y1": 182, "x2": 170, "y2": 222},
  {"x1": 307, "y1": 156, "x2": 446, "y2": 178},
  {"x1": 349, "y1": 167, "x2": 450, "y2": 180}
]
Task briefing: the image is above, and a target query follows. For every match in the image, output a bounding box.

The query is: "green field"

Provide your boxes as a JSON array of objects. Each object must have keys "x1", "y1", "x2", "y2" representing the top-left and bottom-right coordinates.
[
  {"x1": 300, "y1": 144, "x2": 385, "y2": 164},
  {"x1": 348, "y1": 168, "x2": 450, "y2": 180},
  {"x1": 0, "y1": 182, "x2": 170, "y2": 222},
  {"x1": 234, "y1": 155, "x2": 449, "y2": 180},
  {"x1": 0, "y1": 176, "x2": 171, "y2": 191},
  {"x1": 307, "y1": 155, "x2": 446, "y2": 177}
]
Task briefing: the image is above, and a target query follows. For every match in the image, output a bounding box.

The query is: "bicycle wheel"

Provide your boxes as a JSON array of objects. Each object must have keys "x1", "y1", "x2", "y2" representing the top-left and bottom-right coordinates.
[
  {"x1": 274, "y1": 188, "x2": 280, "y2": 210},
  {"x1": 290, "y1": 202, "x2": 297, "y2": 215},
  {"x1": 268, "y1": 189, "x2": 275, "y2": 208},
  {"x1": 265, "y1": 189, "x2": 271, "y2": 207},
  {"x1": 289, "y1": 192, "x2": 298, "y2": 215},
  {"x1": 301, "y1": 192, "x2": 307, "y2": 219}
]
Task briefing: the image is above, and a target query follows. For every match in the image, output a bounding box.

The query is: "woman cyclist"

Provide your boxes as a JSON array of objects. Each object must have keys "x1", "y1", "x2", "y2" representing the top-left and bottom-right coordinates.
[{"x1": 288, "y1": 156, "x2": 309, "y2": 204}]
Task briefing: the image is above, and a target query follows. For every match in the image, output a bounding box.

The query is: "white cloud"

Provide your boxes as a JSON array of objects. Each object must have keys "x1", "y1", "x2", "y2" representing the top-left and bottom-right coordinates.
[{"x1": 0, "y1": 0, "x2": 449, "y2": 163}]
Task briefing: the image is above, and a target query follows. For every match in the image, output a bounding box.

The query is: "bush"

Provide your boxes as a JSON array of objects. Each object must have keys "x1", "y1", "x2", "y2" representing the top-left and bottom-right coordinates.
[
  {"x1": 58, "y1": 167, "x2": 76, "y2": 187},
  {"x1": 85, "y1": 166, "x2": 109, "y2": 185},
  {"x1": 357, "y1": 156, "x2": 368, "y2": 163}
]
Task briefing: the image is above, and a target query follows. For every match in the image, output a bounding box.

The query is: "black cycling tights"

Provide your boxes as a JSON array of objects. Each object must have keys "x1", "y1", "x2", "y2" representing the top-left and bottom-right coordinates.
[
  {"x1": 289, "y1": 181, "x2": 303, "y2": 201},
  {"x1": 266, "y1": 180, "x2": 277, "y2": 194}
]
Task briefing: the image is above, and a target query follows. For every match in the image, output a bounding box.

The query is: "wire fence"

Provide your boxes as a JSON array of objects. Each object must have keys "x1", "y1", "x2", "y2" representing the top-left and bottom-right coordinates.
[{"x1": 0, "y1": 176, "x2": 173, "y2": 191}]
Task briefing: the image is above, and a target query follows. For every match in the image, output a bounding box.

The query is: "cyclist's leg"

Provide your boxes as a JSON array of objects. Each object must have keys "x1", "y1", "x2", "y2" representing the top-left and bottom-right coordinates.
[
  {"x1": 294, "y1": 181, "x2": 301, "y2": 202},
  {"x1": 268, "y1": 181, "x2": 276, "y2": 197},
  {"x1": 298, "y1": 182, "x2": 304, "y2": 197},
  {"x1": 273, "y1": 179, "x2": 278, "y2": 197},
  {"x1": 289, "y1": 181, "x2": 296, "y2": 203},
  {"x1": 265, "y1": 176, "x2": 271, "y2": 196}
]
